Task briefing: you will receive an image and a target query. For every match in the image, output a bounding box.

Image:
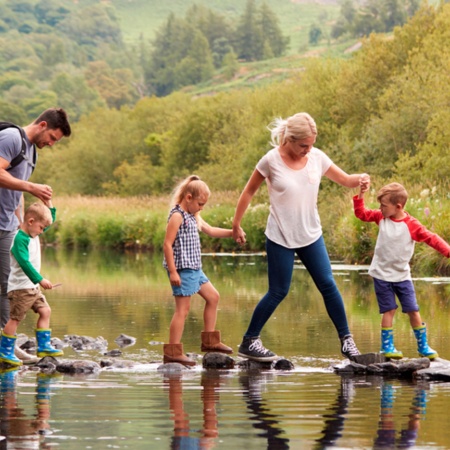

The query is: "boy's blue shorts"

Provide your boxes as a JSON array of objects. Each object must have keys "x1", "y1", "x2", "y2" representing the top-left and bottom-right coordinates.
[
  {"x1": 168, "y1": 268, "x2": 209, "y2": 297},
  {"x1": 373, "y1": 278, "x2": 419, "y2": 314}
]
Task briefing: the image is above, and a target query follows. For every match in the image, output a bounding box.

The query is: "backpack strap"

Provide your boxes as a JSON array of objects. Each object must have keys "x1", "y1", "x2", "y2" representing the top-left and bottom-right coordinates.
[{"x1": 0, "y1": 122, "x2": 36, "y2": 172}]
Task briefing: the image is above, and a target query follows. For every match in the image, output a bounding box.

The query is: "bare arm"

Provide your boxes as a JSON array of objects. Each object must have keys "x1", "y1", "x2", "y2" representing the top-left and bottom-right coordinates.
[
  {"x1": 232, "y1": 169, "x2": 265, "y2": 243},
  {"x1": 163, "y1": 213, "x2": 183, "y2": 286},
  {"x1": 199, "y1": 217, "x2": 233, "y2": 239},
  {"x1": 0, "y1": 157, "x2": 53, "y2": 202},
  {"x1": 324, "y1": 163, "x2": 369, "y2": 190}
]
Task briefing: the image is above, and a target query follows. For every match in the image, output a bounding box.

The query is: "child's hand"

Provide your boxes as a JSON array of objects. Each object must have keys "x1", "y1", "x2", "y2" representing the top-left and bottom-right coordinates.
[
  {"x1": 359, "y1": 173, "x2": 370, "y2": 198},
  {"x1": 39, "y1": 278, "x2": 53, "y2": 290},
  {"x1": 43, "y1": 199, "x2": 53, "y2": 209},
  {"x1": 233, "y1": 226, "x2": 246, "y2": 246},
  {"x1": 169, "y1": 271, "x2": 181, "y2": 287}
]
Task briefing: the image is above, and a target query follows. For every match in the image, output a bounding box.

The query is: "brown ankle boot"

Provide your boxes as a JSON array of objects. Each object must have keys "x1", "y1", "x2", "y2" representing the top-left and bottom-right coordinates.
[
  {"x1": 201, "y1": 331, "x2": 233, "y2": 354},
  {"x1": 163, "y1": 343, "x2": 196, "y2": 366}
]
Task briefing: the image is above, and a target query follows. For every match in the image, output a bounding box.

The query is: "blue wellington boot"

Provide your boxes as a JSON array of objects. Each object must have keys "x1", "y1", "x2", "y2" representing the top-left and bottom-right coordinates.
[
  {"x1": 380, "y1": 328, "x2": 403, "y2": 359},
  {"x1": 36, "y1": 329, "x2": 64, "y2": 357},
  {"x1": 413, "y1": 323, "x2": 438, "y2": 359},
  {"x1": 0, "y1": 333, "x2": 23, "y2": 366}
]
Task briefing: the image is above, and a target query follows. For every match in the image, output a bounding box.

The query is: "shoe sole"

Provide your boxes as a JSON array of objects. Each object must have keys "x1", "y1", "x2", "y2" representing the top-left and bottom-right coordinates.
[
  {"x1": 237, "y1": 351, "x2": 278, "y2": 362},
  {"x1": 0, "y1": 356, "x2": 23, "y2": 367}
]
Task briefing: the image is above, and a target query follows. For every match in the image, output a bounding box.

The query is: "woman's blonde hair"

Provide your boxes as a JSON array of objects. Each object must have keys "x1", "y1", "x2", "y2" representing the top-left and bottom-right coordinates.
[
  {"x1": 268, "y1": 112, "x2": 317, "y2": 147},
  {"x1": 171, "y1": 175, "x2": 210, "y2": 207},
  {"x1": 377, "y1": 182, "x2": 408, "y2": 207}
]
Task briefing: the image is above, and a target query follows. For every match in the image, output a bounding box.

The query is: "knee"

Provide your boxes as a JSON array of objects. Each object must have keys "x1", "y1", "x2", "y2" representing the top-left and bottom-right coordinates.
[
  {"x1": 39, "y1": 306, "x2": 52, "y2": 319},
  {"x1": 207, "y1": 292, "x2": 220, "y2": 307}
]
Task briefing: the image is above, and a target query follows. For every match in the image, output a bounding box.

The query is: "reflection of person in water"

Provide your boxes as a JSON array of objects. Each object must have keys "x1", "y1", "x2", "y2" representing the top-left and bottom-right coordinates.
[
  {"x1": 373, "y1": 380, "x2": 428, "y2": 449},
  {"x1": 165, "y1": 372, "x2": 220, "y2": 449},
  {"x1": 0, "y1": 368, "x2": 60, "y2": 449},
  {"x1": 315, "y1": 376, "x2": 354, "y2": 449},
  {"x1": 239, "y1": 373, "x2": 290, "y2": 449}
]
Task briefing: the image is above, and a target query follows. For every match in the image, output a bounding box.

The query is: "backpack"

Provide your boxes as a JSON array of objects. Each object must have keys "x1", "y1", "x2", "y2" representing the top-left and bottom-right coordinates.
[{"x1": 0, "y1": 121, "x2": 36, "y2": 172}]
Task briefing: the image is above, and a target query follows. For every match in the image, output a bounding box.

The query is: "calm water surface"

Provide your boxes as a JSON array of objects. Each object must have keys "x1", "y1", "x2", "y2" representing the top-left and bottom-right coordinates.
[{"x1": 1, "y1": 249, "x2": 450, "y2": 449}]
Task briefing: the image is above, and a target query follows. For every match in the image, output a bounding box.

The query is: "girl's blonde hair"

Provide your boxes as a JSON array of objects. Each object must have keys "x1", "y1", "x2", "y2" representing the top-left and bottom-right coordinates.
[
  {"x1": 268, "y1": 112, "x2": 317, "y2": 147},
  {"x1": 171, "y1": 175, "x2": 211, "y2": 207},
  {"x1": 377, "y1": 182, "x2": 408, "y2": 207}
]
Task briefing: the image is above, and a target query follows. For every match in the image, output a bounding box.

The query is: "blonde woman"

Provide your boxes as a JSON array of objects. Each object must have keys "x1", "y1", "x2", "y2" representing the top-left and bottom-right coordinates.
[{"x1": 232, "y1": 112, "x2": 368, "y2": 361}]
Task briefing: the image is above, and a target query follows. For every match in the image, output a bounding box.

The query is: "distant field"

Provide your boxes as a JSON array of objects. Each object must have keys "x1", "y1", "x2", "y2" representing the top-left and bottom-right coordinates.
[{"x1": 113, "y1": 0, "x2": 341, "y2": 54}]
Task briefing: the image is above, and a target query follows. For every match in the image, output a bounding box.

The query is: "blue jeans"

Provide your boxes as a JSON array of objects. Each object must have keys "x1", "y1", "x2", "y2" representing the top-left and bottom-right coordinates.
[{"x1": 244, "y1": 236, "x2": 351, "y2": 339}]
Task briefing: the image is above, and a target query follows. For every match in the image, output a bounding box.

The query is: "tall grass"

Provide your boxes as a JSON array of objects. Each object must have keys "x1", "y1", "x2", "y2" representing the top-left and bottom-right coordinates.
[{"x1": 42, "y1": 187, "x2": 450, "y2": 275}]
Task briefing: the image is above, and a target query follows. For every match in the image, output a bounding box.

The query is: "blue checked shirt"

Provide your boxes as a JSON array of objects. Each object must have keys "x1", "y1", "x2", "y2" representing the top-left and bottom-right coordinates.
[{"x1": 163, "y1": 205, "x2": 202, "y2": 270}]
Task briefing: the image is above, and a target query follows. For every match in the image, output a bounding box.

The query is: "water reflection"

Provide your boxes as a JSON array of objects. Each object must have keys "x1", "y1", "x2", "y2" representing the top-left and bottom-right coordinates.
[
  {"x1": 239, "y1": 373, "x2": 290, "y2": 449},
  {"x1": 315, "y1": 374, "x2": 430, "y2": 449},
  {"x1": 165, "y1": 371, "x2": 221, "y2": 449},
  {"x1": 315, "y1": 376, "x2": 353, "y2": 449},
  {"x1": 0, "y1": 368, "x2": 61, "y2": 449},
  {"x1": 374, "y1": 380, "x2": 428, "y2": 449}
]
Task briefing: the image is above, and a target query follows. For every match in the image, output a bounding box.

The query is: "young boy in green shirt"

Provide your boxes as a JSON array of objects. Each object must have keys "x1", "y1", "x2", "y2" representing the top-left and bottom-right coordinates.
[{"x1": 0, "y1": 202, "x2": 63, "y2": 366}]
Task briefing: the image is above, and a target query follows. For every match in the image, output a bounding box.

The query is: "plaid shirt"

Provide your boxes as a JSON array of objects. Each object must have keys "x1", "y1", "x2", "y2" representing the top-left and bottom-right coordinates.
[{"x1": 163, "y1": 205, "x2": 202, "y2": 270}]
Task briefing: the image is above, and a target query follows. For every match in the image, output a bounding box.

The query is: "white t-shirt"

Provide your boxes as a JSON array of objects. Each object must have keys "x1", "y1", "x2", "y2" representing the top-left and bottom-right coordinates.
[{"x1": 256, "y1": 147, "x2": 333, "y2": 249}]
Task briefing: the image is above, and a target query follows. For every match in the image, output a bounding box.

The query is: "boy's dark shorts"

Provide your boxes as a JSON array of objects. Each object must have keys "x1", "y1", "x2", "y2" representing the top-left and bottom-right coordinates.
[
  {"x1": 373, "y1": 278, "x2": 419, "y2": 314},
  {"x1": 8, "y1": 288, "x2": 49, "y2": 321}
]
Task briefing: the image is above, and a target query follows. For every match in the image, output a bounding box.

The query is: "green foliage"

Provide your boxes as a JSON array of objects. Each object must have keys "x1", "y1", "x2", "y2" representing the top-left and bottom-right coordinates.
[
  {"x1": 332, "y1": 0, "x2": 420, "y2": 38},
  {"x1": 145, "y1": 1, "x2": 288, "y2": 96}
]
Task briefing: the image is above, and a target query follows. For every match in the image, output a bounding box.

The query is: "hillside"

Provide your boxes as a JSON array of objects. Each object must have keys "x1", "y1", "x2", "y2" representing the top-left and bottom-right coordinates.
[{"x1": 112, "y1": 0, "x2": 341, "y2": 54}]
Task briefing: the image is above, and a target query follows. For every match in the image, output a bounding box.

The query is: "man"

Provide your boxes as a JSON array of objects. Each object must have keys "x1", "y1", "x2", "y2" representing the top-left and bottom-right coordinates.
[{"x1": 0, "y1": 108, "x2": 71, "y2": 363}]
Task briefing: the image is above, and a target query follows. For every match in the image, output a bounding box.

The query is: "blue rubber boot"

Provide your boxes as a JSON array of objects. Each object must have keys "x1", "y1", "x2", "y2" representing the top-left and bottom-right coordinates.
[
  {"x1": 380, "y1": 328, "x2": 403, "y2": 359},
  {"x1": 413, "y1": 323, "x2": 438, "y2": 359},
  {"x1": 0, "y1": 333, "x2": 23, "y2": 366},
  {"x1": 36, "y1": 329, "x2": 64, "y2": 357}
]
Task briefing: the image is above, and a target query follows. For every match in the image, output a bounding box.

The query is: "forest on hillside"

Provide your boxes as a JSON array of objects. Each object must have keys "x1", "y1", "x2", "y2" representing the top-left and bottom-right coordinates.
[{"x1": 0, "y1": 0, "x2": 425, "y2": 123}]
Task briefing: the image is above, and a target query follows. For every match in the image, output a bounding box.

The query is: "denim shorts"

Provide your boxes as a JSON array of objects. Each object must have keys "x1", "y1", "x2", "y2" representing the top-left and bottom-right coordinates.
[
  {"x1": 168, "y1": 269, "x2": 209, "y2": 297},
  {"x1": 373, "y1": 278, "x2": 419, "y2": 313}
]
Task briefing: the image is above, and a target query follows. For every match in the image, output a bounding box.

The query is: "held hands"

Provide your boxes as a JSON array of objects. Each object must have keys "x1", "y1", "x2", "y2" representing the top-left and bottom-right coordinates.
[
  {"x1": 358, "y1": 173, "x2": 370, "y2": 198},
  {"x1": 29, "y1": 183, "x2": 53, "y2": 202},
  {"x1": 232, "y1": 226, "x2": 246, "y2": 246}
]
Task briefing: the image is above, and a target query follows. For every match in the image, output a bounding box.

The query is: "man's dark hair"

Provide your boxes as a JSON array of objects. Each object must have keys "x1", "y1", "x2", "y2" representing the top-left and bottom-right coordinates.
[{"x1": 34, "y1": 108, "x2": 71, "y2": 137}]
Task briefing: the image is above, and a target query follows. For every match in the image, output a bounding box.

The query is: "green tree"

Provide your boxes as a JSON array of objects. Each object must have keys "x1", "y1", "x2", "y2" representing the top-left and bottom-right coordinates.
[
  {"x1": 235, "y1": 0, "x2": 263, "y2": 61},
  {"x1": 309, "y1": 25, "x2": 323, "y2": 45}
]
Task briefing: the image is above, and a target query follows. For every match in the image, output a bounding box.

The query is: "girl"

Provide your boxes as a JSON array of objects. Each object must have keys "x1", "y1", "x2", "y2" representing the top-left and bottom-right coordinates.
[{"x1": 163, "y1": 175, "x2": 234, "y2": 366}]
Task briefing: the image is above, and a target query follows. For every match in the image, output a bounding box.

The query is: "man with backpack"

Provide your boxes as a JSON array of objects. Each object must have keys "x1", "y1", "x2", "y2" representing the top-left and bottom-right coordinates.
[{"x1": 0, "y1": 108, "x2": 71, "y2": 363}]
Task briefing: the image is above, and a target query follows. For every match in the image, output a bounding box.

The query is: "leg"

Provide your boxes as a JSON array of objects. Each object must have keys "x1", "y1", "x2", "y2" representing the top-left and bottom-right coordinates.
[
  {"x1": 238, "y1": 239, "x2": 293, "y2": 361},
  {"x1": 169, "y1": 296, "x2": 191, "y2": 344},
  {"x1": 2, "y1": 319, "x2": 20, "y2": 337},
  {"x1": 298, "y1": 236, "x2": 350, "y2": 338},
  {"x1": 0, "y1": 231, "x2": 15, "y2": 328},
  {"x1": 407, "y1": 311, "x2": 422, "y2": 329},
  {"x1": 198, "y1": 281, "x2": 232, "y2": 353},
  {"x1": 198, "y1": 281, "x2": 219, "y2": 332},
  {"x1": 36, "y1": 305, "x2": 51, "y2": 330},
  {"x1": 244, "y1": 238, "x2": 295, "y2": 337},
  {"x1": 381, "y1": 310, "x2": 396, "y2": 328}
]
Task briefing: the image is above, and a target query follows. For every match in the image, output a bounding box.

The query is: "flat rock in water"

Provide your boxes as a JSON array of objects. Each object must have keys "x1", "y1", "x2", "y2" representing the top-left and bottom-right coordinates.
[
  {"x1": 416, "y1": 357, "x2": 450, "y2": 381},
  {"x1": 157, "y1": 362, "x2": 192, "y2": 373},
  {"x1": 202, "y1": 352, "x2": 235, "y2": 369}
]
